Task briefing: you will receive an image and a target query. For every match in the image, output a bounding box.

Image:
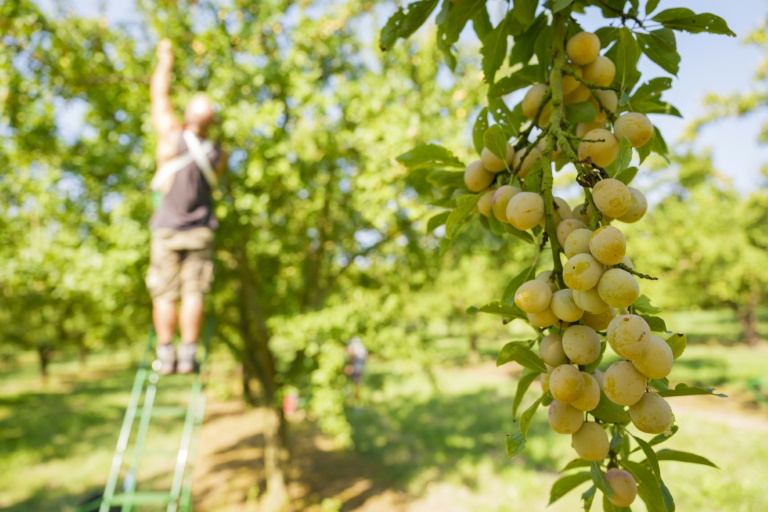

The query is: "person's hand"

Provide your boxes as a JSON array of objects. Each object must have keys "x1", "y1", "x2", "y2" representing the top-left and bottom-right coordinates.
[{"x1": 157, "y1": 39, "x2": 173, "y2": 64}]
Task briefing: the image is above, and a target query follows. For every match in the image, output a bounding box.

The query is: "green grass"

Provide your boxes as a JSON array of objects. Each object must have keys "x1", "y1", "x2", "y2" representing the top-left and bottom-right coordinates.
[{"x1": 1, "y1": 309, "x2": 767, "y2": 512}]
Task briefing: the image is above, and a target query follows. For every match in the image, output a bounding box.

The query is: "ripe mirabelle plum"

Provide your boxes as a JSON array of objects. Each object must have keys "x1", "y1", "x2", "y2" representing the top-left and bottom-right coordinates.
[
  {"x1": 581, "y1": 307, "x2": 616, "y2": 331},
  {"x1": 553, "y1": 196, "x2": 573, "y2": 224},
  {"x1": 589, "y1": 90, "x2": 618, "y2": 122},
  {"x1": 614, "y1": 112, "x2": 653, "y2": 148},
  {"x1": 578, "y1": 129, "x2": 619, "y2": 167},
  {"x1": 514, "y1": 279, "x2": 553, "y2": 314},
  {"x1": 583, "y1": 56, "x2": 616, "y2": 86},
  {"x1": 535, "y1": 269, "x2": 558, "y2": 292},
  {"x1": 632, "y1": 335, "x2": 674, "y2": 379},
  {"x1": 537, "y1": 136, "x2": 563, "y2": 160},
  {"x1": 551, "y1": 289, "x2": 585, "y2": 323},
  {"x1": 481, "y1": 144, "x2": 515, "y2": 172},
  {"x1": 492, "y1": 185, "x2": 520, "y2": 223},
  {"x1": 603, "y1": 361, "x2": 646, "y2": 406},
  {"x1": 512, "y1": 147, "x2": 543, "y2": 178},
  {"x1": 523, "y1": 84, "x2": 548, "y2": 119},
  {"x1": 597, "y1": 268, "x2": 640, "y2": 309},
  {"x1": 550, "y1": 364, "x2": 584, "y2": 404},
  {"x1": 589, "y1": 225, "x2": 626, "y2": 265},
  {"x1": 572, "y1": 422, "x2": 609, "y2": 461},
  {"x1": 566, "y1": 32, "x2": 601, "y2": 66},
  {"x1": 562, "y1": 325, "x2": 601, "y2": 365},
  {"x1": 607, "y1": 315, "x2": 651, "y2": 360},
  {"x1": 620, "y1": 255, "x2": 634, "y2": 269},
  {"x1": 564, "y1": 228, "x2": 593, "y2": 258},
  {"x1": 556, "y1": 218, "x2": 586, "y2": 247},
  {"x1": 592, "y1": 178, "x2": 631, "y2": 218},
  {"x1": 573, "y1": 287, "x2": 609, "y2": 314},
  {"x1": 528, "y1": 307, "x2": 560, "y2": 328},
  {"x1": 539, "y1": 333, "x2": 568, "y2": 367},
  {"x1": 541, "y1": 372, "x2": 551, "y2": 393},
  {"x1": 571, "y1": 372, "x2": 600, "y2": 412},
  {"x1": 550, "y1": 66, "x2": 582, "y2": 95},
  {"x1": 606, "y1": 469, "x2": 638, "y2": 507},
  {"x1": 548, "y1": 400, "x2": 584, "y2": 434},
  {"x1": 576, "y1": 121, "x2": 604, "y2": 138},
  {"x1": 507, "y1": 191, "x2": 545, "y2": 230},
  {"x1": 592, "y1": 369, "x2": 605, "y2": 390},
  {"x1": 571, "y1": 203, "x2": 592, "y2": 225},
  {"x1": 477, "y1": 190, "x2": 495, "y2": 217},
  {"x1": 628, "y1": 392, "x2": 673, "y2": 434},
  {"x1": 617, "y1": 187, "x2": 648, "y2": 223},
  {"x1": 564, "y1": 84, "x2": 591, "y2": 104},
  {"x1": 563, "y1": 253, "x2": 604, "y2": 291},
  {"x1": 464, "y1": 160, "x2": 495, "y2": 192}
]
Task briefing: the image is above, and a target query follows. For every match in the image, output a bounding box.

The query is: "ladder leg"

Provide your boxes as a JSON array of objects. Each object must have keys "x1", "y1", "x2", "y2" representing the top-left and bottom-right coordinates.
[
  {"x1": 168, "y1": 380, "x2": 202, "y2": 512},
  {"x1": 123, "y1": 372, "x2": 160, "y2": 512}
]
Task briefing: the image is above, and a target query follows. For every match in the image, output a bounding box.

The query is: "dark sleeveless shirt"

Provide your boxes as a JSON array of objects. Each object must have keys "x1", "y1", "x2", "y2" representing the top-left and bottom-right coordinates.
[{"x1": 150, "y1": 133, "x2": 220, "y2": 231}]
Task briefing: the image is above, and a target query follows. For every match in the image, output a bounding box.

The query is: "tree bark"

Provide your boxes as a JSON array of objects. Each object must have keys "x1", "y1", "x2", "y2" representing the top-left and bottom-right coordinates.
[{"x1": 739, "y1": 292, "x2": 760, "y2": 346}]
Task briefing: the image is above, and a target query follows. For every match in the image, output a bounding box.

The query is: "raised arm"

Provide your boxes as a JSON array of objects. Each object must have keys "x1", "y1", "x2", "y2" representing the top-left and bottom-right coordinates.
[{"x1": 150, "y1": 39, "x2": 181, "y2": 136}]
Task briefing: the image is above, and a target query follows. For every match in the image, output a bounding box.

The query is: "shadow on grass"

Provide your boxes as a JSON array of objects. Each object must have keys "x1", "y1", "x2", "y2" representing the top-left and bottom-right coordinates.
[{"x1": 347, "y1": 385, "x2": 560, "y2": 495}]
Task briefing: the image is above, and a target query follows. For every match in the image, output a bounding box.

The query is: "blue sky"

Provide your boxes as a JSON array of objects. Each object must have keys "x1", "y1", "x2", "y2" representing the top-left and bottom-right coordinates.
[{"x1": 45, "y1": 1, "x2": 767, "y2": 192}]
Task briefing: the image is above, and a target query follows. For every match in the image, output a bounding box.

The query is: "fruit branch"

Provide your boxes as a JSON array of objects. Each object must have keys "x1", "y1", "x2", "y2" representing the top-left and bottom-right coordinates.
[
  {"x1": 563, "y1": 66, "x2": 620, "y2": 92},
  {"x1": 615, "y1": 263, "x2": 659, "y2": 281},
  {"x1": 595, "y1": 0, "x2": 645, "y2": 28}
]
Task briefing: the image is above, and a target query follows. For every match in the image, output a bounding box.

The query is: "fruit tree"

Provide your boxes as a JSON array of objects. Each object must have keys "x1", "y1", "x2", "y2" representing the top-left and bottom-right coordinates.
[{"x1": 382, "y1": 1, "x2": 733, "y2": 509}]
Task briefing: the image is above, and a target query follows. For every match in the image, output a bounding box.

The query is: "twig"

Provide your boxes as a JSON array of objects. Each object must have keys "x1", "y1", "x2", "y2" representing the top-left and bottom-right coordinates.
[{"x1": 616, "y1": 263, "x2": 659, "y2": 280}]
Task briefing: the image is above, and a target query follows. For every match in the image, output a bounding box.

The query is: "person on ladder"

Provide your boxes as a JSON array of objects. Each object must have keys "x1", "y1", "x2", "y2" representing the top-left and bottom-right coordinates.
[{"x1": 145, "y1": 39, "x2": 227, "y2": 375}]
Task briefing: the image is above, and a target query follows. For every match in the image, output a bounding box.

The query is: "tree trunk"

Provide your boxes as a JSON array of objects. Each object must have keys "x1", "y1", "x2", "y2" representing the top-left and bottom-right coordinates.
[
  {"x1": 468, "y1": 332, "x2": 479, "y2": 365},
  {"x1": 259, "y1": 405, "x2": 289, "y2": 512},
  {"x1": 739, "y1": 292, "x2": 760, "y2": 346},
  {"x1": 37, "y1": 343, "x2": 53, "y2": 381}
]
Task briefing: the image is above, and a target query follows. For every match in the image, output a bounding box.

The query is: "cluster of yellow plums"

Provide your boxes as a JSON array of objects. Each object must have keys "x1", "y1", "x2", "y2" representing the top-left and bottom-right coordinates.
[{"x1": 460, "y1": 31, "x2": 678, "y2": 509}]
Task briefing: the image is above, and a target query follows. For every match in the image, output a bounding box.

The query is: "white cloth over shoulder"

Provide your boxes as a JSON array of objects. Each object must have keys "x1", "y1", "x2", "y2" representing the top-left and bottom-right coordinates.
[{"x1": 150, "y1": 130, "x2": 218, "y2": 195}]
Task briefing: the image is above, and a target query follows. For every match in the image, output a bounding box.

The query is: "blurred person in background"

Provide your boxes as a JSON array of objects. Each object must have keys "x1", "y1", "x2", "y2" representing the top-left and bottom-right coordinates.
[
  {"x1": 145, "y1": 39, "x2": 227, "y2": 375},
  {"x1": 344, "y1": 336, "x2": 368, "y2": 402}
]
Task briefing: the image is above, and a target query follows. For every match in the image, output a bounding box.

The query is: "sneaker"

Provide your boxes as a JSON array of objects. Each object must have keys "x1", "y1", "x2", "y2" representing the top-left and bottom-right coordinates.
[
  {"x1": 156, "y1": 343, "x2": 176, "y2": 375},
  {"x1": 177, "y1": 342, "x2": 197, "y2": 374}
]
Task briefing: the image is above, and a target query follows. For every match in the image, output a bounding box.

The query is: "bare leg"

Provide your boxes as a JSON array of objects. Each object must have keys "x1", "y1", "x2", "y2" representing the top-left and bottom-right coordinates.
[
  {"x1": 153, "y1": 300, "x2": 178, "y2": 344},
  {"x1": 180, "y1": 293, "x2": 204, "y2": 344}
]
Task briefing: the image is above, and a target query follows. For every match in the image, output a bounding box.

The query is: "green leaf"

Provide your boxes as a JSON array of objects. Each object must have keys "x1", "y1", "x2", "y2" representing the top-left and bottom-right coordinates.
[
  {"x1": 622, "y1": 459, "x2": 667, "y2": 512},
  {"x1": 473, "y1": 107, "x2": 489, "y2": 155},
  {"x1": 652, "y1": 8, "x2": 736, "y2": 37},
  {"x1": 646, "y1": 0, "x2": 661, "y2": 16},
  {"x1": 481, "y1": 14, "x2": 510, "y2": 84},
  {"x1": 647, "y1": 425, "x2": 678, "y2": 448},
  {"x1": 533, "y1": 25, "x2": 554, "y2": 82},
  {"x1": 590, "y1": 462, "x2": 615, "y2": 498},
  {"x1": 488, "y1": 65, "x2": 540, "y2": 98},
  {"x1": 489, "y1": 98, "x2": 524, "y2": 138},
  {"x1": 552, "y1": 0, "x2": 575, "y2": 12},
  {"x1": 436, "y1": 0, "x2": 486, "y2": 69},
  {"x1": 379, "y1": 0, "x2": 439, "y2": 51},
  {"x1": 608, "y1": 136, "x2": 632, "y2": 177},
  {"x1": 614, "y1": 27, "x2": 640, "y2": 90},
  {"x1": 426, "y1": 211, "x2": 451, "y2": 233},
  {"x1": 470, "y1": 302, "x2": 528, "y2": 319},
  {"x1": 652, "y1": 126, "x2": 669, "y2": 160},
  {"x1": 661, "y1": 479, "x2": 676, "y2": 512},
  {"x1": 502, "y1": 222, "x2": 536, "y2": 243},
  {"x1": 522, "y1": 160, "x2": 543, "y2": 193},
  {"x1": 445, "y1": 194, "x2": 481, "y2": 238},
  {"x1": 655, "y1": 450, "x2": 719, "y2": 469},
  {"x1": 397, "y1": 144, "x2": 465, "y2": 170},
  {"x1": 565, "y1": 101, "x2": 598, "y2": 124},
  {"x1": 562, "y1": 458, "x2": 592, "y2": 472},
  {"x1": 591, "y1": 391, "x2": 631, "y2": 424},
  {"x1": 471, "y1": 6, "x2": 493, "y2": 40},
  {"x1": 520, "y1": 395, "x2": 543, "y2": 437},
  {"x1": 502, "y1": 264, "x2": 538, "y2": 303},
  {"x1": 511, "y1": 0, "x2": 537, "y2": 27},
  {"x1": 582, "y1": 485, "x2": 597, "y2": 511},
  {"x1": 636, "y1": 29, "x2": 680, "y2": 76},
  {"x1": 603, "y1": 494, "x2": 631, "y2": 512},
  {"x1": 513, "y1": 369, "x2": 541, "y2": 418},
  {"x1": 615, "y1": 165, "x2": 638, "y2": 185},
  {"x1": 658, "y1": 383, "x2": 727, "y2": 398},
  {"x1": 427, "y1": 170, "x2": 465, "y2": 187},
  {"x1": 505, "y1": 427, "x2": 526, "y2": 458},
  {"x1": 633, "y1": 435, "x2": 661, "y2": 482},
  {"x1": 595, "y1": 26, "x2": 619, "y2": 48},
  {"x1": 496, "y1": 342, "x2": 548, "y2": 372},
  {"x1": 487, "y1": 207, "x2": 506, "y2": 235},
  {"x1": 548, "y1": 472, "x2": 592, "y2": 505},
  {"x1": 509, "y1": 15, "x2": 547, "y2": 66},
  {"x1": 649, "y1": 378, "x2": 670, "y2": 392},
  {"x1": 664, "y1": 333, "x2": 686, "y2": 359},
  {"x1": 637, "y1": 136, "x2": 652, "y2": 163},
  {"x1": 633, "y1": 294, "x2": 662, "y2": 314},
  {"x1": 484, "y1": 124, "x2": 509, "y2": 161},
  {"x1": 640, "y1": 314, "x2": 667, "y2": 332}
]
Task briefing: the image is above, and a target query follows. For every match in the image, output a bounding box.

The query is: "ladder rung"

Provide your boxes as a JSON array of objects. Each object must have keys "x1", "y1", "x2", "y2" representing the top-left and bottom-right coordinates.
[
  {"x1": 137, "y1": 405, "x2": 188, "y2": 417},
  {"x1": 106, "y1": 491, "x2": 173, "y2": 505}
]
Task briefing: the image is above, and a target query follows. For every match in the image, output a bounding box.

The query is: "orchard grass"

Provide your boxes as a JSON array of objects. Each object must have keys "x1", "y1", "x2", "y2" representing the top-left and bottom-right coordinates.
[{"x1": 1, "y1": 313, "x2": 766, "y2": 512}]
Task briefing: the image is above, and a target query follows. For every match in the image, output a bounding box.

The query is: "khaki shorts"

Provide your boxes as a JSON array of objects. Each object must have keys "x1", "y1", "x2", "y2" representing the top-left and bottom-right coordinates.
[{"x1": 146, "y1": 227, "x2": 214, "y2": 302}]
